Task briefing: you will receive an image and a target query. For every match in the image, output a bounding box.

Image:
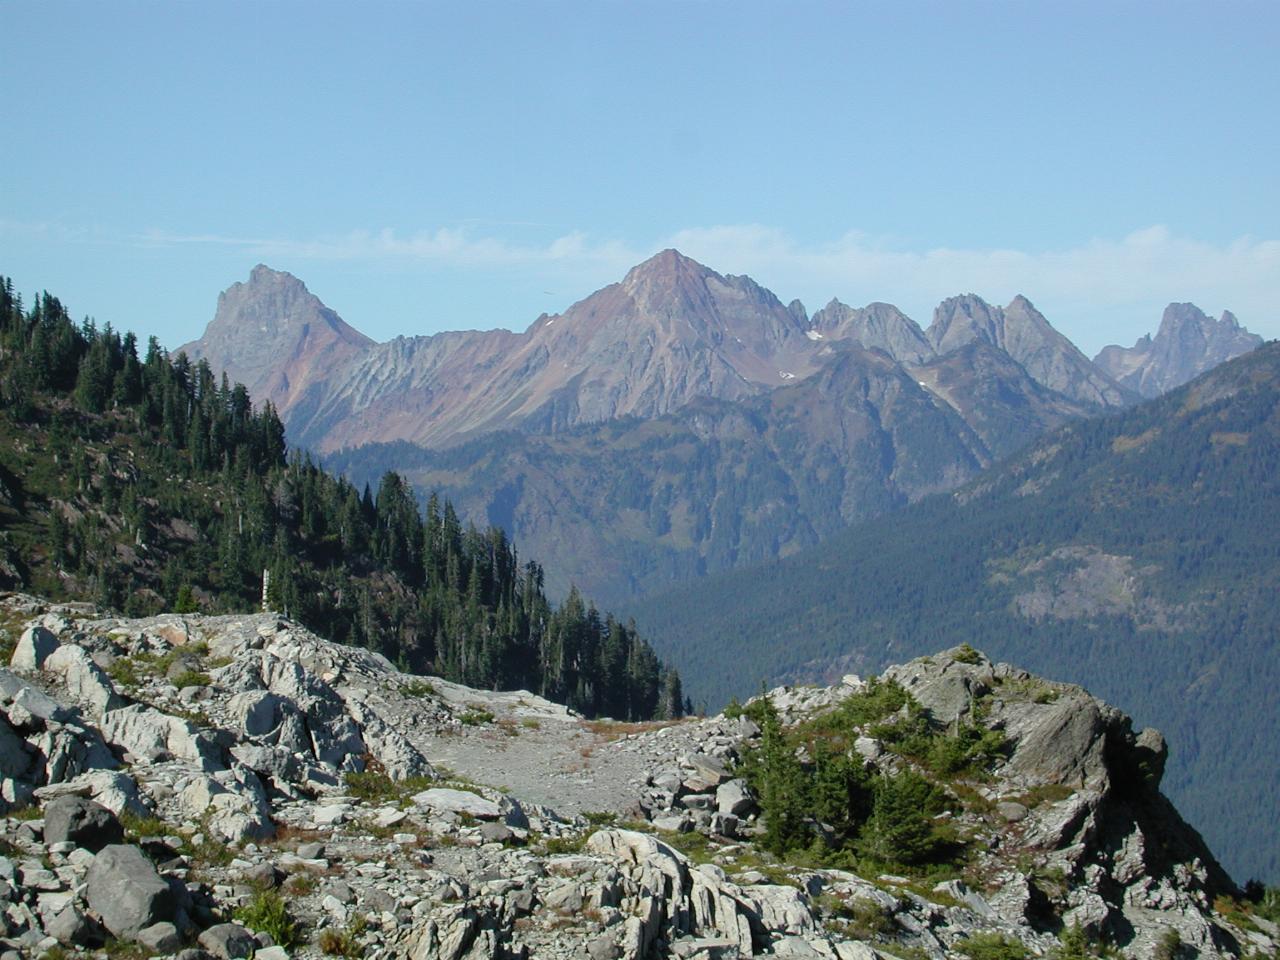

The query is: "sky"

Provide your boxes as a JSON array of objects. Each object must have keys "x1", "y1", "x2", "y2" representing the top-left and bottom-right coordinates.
[{"x1": 2, "y1": 1, "x2": 1278, "y2": 357}]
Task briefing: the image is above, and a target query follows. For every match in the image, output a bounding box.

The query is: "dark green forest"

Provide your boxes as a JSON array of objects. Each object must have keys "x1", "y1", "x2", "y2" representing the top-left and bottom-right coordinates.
[
  {"x1": 627, "y1": 341, "x2": 1280, "y2": 882},
  {"x1": 0, "y1": 276, "x2": 681, "y2": 721}
]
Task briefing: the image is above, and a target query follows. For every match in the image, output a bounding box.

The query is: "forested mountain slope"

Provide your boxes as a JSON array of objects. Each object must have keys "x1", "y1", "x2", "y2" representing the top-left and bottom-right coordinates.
[
  {"x1": 627, "y1": 341, "x2": 1280, "y2": 882},
  {"x1": 327, "y1": 339, "x2": 1113, "y2": 604},
  {"x1": 0, "y1": 275, "x2": 681, "y2": 720}
]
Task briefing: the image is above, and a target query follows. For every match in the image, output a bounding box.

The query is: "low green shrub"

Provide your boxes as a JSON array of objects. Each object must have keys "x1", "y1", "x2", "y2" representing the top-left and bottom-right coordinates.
[
  {"x1": 235, "y1": 888, "x2": 301, "y2": 949},
  {"x1": 958, "y1": 932, "x2": 1030, "y2": 960}
]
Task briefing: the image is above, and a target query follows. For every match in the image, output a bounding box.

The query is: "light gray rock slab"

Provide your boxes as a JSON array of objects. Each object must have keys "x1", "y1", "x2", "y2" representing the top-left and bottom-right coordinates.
[
  {"x1": 198, "y1": 921, "x2": 257, "y2": 959},
  {"x1": 43, "y1": 644, "x2": 123, "y2": 716},
  {"x1": 100, "y1": 704, "x2": 224, "y2": 770},
  {"x1": 137, "y1": 921, "x2": 183, "y2": 953},
  {"x1": 715, "y1": 779, "x2": 754, "y2": 817},
  {"x1": 11, "y1": 626, "x2": 58, "y2": 673},
  {"x1": 411, "y1": 787, "x2": 502, "y2": 820}
]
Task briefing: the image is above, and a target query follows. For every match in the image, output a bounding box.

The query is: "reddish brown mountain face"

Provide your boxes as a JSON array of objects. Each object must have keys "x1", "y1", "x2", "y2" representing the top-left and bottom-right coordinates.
[
  {"x1": 183, "y1": 251, "x2": 838, "y2": 452},
  {"x1": 182, "y1": 253, "x2": 1253, "y2": 467},
  {"x1": 177, "y1": 264, "x2": 373, "y2": 417}
]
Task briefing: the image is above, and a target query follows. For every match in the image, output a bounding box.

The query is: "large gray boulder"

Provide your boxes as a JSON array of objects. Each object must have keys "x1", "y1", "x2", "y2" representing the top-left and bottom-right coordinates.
[
  {"x1": 43, "y1": 795, "x2": 123, "y2": 852},
  {"x1": 0, "y1": 673, "x2": 73, "y2": 726},
  {"x1": 100, "y1": 704, "x2": 223, "y2": 770},
  {"x1": 34, "y1": 769, "x2": 150, "y2": 818},
  {"x1": 198, "y1": 922, "x2": 257, "y2": 959},
  {"x1": 43, "y1": 644, "x2": 123, "y2": 716},
  {"x1": 10, "y1": 625, "x2": 58, "y2": 672},
  {"x1": 178, "y1": 770, "x2": 274, "y2": 842},
  {"x1": 29, "y1": 721, "x2": 119, "y2": 783},
  {"x1": 882, "y1": 646, "x2": 995, "y2": 724},
  {"x1": 86, "y1": 844, "x2": 177, "y2": 938}
]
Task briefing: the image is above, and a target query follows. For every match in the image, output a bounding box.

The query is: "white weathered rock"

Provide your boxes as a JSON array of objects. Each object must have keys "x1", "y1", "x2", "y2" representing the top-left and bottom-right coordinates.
[
  {"x1": 34, "y1": 769, "x2": 149, "y2": 817},
  {"x1": 42, "y1": 644, "x2": 123, "y2": 717},
  {"x1": 412, "y1": 788, "x2": 502, "y2": 820},
  {"x1": 715, "y1": 778, "x2": 754, "y2": 817},
  {"x1": 100, "y1": 704, "x2": 223, "y2": 770},
  {"x1": 10, "y1": 626, "x2": 58, "y2": 673},
  {"x1": 178, "y1": 769, "x2": 273, "y2": 842}
]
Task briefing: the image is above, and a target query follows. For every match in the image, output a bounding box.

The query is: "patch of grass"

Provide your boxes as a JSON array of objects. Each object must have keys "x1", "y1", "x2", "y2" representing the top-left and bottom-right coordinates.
[
  {"x1": 120, "y1": 811, "x2": 171, "y2": 839},
  {"x1": 284, "y1": 872, "x2": 318, "y2": 896},
  {"x1": 1215, "y1": 894, "x2": 1262, "y2": 933},
  {"x1": 582, "y1": 811, "x2": 618, "y2": 827},
  {"x1": 170, "y1": 668, "x2": 210, "y2": 688},
  {"x1": 519, "y1": 717, "x2": 541, "y2": 730},
  {"x1": 992, "y1": 675, "x2": 1061, "y2": 705},
  {"x1": 818, "y1": 893, "x2": 894, "y2": 939},
  {"x1": 957, "y1": 933, "x2": 1030, "y2": 960},
  {"x1": 952, "y1": 643, "x2": 983, "y2": 665},
  {"x1": 359, "y1": 819, "x2": 402, "y2": 840},
  {"x1": 235, "y1": 888, "x2": 302, "y2": 949},
  {"x1": 1011, "y1": 784, "x2": 1075, "y2": 808},
  {"x1": 879, "y1": 945, "x2": 932, "y2": 960},
  {"x1": 399, "y1": 678, "x2": 438, "y2": 698},
  {"x1": 343, "y1": 769, "x2": 435, "y2": 805},
  {"x1": 107, "y1": 656, "x2": 144, "y2": 687},
  {"x1": 8, "y1": 803, "x2": 43, "y2": 821},
  {"x1": 180, "y1": 830, "x2": 235, "y2": 868},
  {"x1": 538, "y1": 834, "x2": 586, "y2": 855},
  {"x1": 318, "y1": 915, "x2": 367, "y2": 957},
  {"x1": 459, "y1": 708, "x2": 495, "y2": 726},
  {"x1": 100, "y1": 940, "x2": 150, "y2": 959},
  {"x1": 583, "y1": 718, "x2": 681, "y2": 739},
  {"x1": 1153, "y1": 929, "x2": 1182, "y2": 960}
]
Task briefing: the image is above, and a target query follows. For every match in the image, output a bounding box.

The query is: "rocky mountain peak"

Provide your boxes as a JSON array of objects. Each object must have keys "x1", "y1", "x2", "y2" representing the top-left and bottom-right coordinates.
[
  {"x1": 812, "y1": 298, "x2": 934, "y2": 365},
  {"x1": 1094, "y1": 302, "x2": 1263, "y2": 399},
  {"x1": 179, "y1": 265, "x2": 373, "y2": 415},
  {"x1": 621, "y1": 247, "x2": 709, "y2": 288},
  {"x1": 926, "y1": 294, "x2": 1133, "y2": 408},
  {"x1": 927, "y1": 293, "x2": 1005, "y2": 355}
]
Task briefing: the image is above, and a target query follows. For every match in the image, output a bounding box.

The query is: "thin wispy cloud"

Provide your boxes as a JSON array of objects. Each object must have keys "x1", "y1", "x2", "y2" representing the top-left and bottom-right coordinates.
[{"x1": 134, "y1": 226, "x2": 640, "y2": 271}]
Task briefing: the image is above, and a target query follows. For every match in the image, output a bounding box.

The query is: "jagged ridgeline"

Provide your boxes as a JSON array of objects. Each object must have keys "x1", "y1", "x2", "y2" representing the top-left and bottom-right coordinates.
[{"x1": 0, "y1": 276, "x2": 681, "y2": 720}]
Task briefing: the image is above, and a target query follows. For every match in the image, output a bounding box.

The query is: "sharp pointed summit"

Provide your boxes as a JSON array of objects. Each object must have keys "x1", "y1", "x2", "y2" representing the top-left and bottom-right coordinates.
[
  {"x1": 178, "y1": 265, "x2": 373, "y2": 412},
  {"x1": 1095, "y1": 303, "x2": 1264, "y2": 398},
  {"x1": 926, "y1": 293, "x2": 1134, "y2": 407}
]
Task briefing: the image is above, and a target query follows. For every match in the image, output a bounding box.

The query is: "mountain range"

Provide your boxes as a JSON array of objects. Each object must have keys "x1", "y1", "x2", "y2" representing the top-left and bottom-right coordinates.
[{"x1": 180, "y1": 253, "x2": 1262, "y2": 603}]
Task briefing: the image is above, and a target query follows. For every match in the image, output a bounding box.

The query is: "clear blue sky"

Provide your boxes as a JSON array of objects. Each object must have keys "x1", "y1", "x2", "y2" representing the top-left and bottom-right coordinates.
[{"x1": 3, "y1": 1, "x2": 1277, "y2": 355}]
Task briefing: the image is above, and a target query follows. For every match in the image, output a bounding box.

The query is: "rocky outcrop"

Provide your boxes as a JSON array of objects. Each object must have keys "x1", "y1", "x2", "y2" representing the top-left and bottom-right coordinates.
[
  {"x1": 176, "y1": 264, "x2": 373, "y2": 420},
  {"x1": 1094, "y1": 303, "x2": 1264, "y2": 398},
  {"x1": 0, "y1": 594, "x2": 1267, "y2": 959},
  {"x1": 926, "y1": 294, "x2": 1134, "y2": 407},
  {"x1": 810, "y1": 300, "x2": 934, "y2": 365}
]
